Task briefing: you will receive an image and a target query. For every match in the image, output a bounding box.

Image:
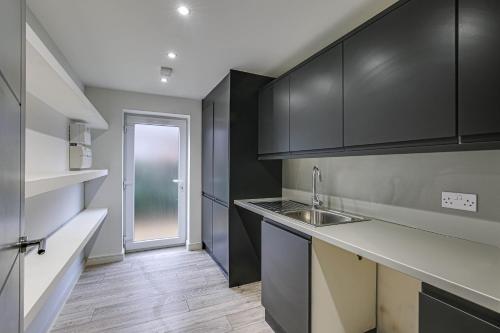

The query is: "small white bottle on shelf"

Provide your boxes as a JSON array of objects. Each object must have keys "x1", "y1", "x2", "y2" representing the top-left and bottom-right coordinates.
[{"x1": 69, "y1": 122, "x2": 92, "y2": 170}]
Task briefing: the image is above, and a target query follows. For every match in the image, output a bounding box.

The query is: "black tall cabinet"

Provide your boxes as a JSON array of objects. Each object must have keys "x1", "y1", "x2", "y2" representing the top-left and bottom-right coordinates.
[
  {"x1": 202, "y1": 70, "x2": 282, "y2": 287},
  {"x1": 202, "y1": 102, "x2": 214, "y2": 196}
]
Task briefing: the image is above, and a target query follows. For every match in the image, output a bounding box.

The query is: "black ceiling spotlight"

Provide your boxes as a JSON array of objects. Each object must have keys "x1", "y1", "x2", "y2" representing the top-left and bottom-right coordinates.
[{"x1": 160, "y1": 66, "x2": 173, "y2": 83}]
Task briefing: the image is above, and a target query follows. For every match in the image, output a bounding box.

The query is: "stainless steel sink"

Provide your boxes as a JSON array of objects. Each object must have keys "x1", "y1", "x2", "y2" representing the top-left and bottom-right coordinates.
[
  {"x1": 281, "y1": 208, "x2": 369, "y2": 227},
  {"x1": 250, "y1": 200, "x2": 370, "y2": 227}
]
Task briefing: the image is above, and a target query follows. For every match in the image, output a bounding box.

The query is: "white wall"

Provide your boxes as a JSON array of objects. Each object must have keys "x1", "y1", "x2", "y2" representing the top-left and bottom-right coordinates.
[
  {"x1": 24, "y1": 11, "x2": 90, "y2": 333},
  {"x1": 84, "y1": 87, "x2": 202, "y2": 260},
  {"x1": 25, "y1": 94, "x2": 69, "y2": 174},
  {"x1": 26, "y1": 7, "x2": 84, "y2": 91}
]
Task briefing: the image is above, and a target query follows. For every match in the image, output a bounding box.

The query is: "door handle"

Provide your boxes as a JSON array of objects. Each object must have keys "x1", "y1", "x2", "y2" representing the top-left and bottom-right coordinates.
[
  {"x1": 1, "y1": 236, "x2": 47, "y2": 255},
  {"x1": 123, "y1": 180, "x2": 133, "y2": 190},
  {"x1": 173, "y1": 179, "x2": 184, "y2": 191}
]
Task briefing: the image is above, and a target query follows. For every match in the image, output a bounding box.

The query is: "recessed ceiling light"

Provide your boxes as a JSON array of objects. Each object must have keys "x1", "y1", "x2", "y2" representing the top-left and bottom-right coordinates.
[
  {"x1": 177, "y1": 5, "x2": 190, "y2": 16},
  {"x1": 161, "y1": 77, "x2": 168, "y2": 83},
  {"x1": 167, "y1": 52, "x2": 177, "y2": 59}
]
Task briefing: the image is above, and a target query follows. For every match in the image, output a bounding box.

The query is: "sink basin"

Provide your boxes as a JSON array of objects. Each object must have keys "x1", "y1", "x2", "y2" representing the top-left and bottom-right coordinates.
[{"x1": 282, "y1": 208, "x2": 369, "y2": 227}]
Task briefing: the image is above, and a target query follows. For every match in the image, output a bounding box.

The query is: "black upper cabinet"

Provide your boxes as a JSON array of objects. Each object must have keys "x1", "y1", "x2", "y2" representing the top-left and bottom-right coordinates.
[
  {"x1": 459, "y1": 0, "x2": 500, "y2": 139},
  {"x1": 258, "y1": 84, "x2": 274, "y2": 154},
  {"x1": 258, "y1": 77, "x2": 290, "y2": 154},
  {"x1": 344, "y1": 0, "x2": 456, "y2": 147},
  {"x1": 0, "y1": 0, "x2": 22, "y2": 102},
  {"x1": 202, "y1": 102, "x2": 214, "y2": 196},
  {"x1": 213, "y1": 77, "x2": 230, "y2": 204},
  {"x1": 290, "y1": 44, "x2": 343, "y2": 151}
]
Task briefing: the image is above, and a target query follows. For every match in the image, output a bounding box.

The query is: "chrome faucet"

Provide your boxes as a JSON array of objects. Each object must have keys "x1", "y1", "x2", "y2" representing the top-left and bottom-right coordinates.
[{"x1": 312, "y1": 166, "x2": 323, "y2": 208}]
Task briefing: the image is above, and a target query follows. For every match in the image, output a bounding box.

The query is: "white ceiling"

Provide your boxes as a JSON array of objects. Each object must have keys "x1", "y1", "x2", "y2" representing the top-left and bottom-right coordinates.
[{"x1": 28, "y1": 0, "x2": 395, "y2": 100}]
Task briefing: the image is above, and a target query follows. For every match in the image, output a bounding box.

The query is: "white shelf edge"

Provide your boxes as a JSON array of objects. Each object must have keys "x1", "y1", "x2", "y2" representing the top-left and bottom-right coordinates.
[
  {"x1": 26, "y1": 23, "x2": 108, "y2": 130},
  {"x1": 25, "y1": 169, "x2": 108, "y2": 198},
  {"x1": 24, "y1": 208, "x2": 108, "y2": 324}
]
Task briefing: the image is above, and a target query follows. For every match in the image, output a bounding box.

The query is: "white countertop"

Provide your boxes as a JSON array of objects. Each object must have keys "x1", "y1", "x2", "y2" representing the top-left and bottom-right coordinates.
[{"x1": 235, "y1": 198, "x2": 500, "y2": 313}]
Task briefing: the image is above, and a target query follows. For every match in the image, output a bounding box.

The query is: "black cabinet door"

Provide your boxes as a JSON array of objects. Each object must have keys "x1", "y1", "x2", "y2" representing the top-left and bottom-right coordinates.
[
  {"x1": 262, "y1": 221, "x2": 310, "y2": 333},
  {"x1": 202, "y1": 196, "x2": 213, "y2": 252},
  {"x1": 344, "y1": 0, "x2": 456, "y2": 147},
  {"x1": 258, "y1": 77, "x2": 290, "y2": 154},
  {"x1": 258, "y1": 84, "x2": 274, "y2": 154},
  {"x1": 0, "y1": 0, "x2": 22, "y2": 102},
  {"x1": 202, "y1": 102, "x2": 214, "y2": 196},
  {"x1": 212, "y1": 201, "x2": 229, "y2": 273},
  {"x1": 459, "y1": 0, "x2": 500, "y2": 138},
  {"x1": 213, "y1": 79, "x2": 230, "y2": 204},
  {"x1": 419, "y1": 293, "x2": 500, "y2": 333},
  {"x1": 290, "y1": 45, "x2": 343, "y2": 151}
]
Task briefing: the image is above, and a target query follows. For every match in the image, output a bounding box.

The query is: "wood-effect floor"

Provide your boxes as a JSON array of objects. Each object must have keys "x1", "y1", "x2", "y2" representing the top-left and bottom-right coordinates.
[{"x1": 51, "y1": 247, "x2": 273, "y2": 333}]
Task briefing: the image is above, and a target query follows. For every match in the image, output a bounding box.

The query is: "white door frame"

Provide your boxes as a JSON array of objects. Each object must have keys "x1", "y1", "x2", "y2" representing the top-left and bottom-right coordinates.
[{"x1": 123, "y1": 113, "x2": 188, "y2": 252}]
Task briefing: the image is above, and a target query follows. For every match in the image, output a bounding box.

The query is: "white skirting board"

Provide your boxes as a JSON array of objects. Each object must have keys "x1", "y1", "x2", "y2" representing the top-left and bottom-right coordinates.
[
  {"x1": 85, "y1": 252, "x2": 124, "y2": 266},
  {"x1": 186, "y1": 242, "x2": 203, "y2": 251},
  {"x1": 24, "y1": 208, "x2": 108, "y2": 326}
]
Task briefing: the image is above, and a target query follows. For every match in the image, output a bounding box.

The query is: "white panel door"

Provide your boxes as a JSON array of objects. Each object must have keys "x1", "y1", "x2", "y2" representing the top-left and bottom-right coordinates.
[{"x1": 124, "y1": 114, "x2": 187, "y2": 251}]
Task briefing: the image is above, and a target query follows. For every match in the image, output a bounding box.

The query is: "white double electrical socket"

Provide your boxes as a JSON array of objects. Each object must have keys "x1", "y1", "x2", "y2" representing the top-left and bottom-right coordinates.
[{"x1": 441, "y1": 192, "x2": 477, "y2": 212}]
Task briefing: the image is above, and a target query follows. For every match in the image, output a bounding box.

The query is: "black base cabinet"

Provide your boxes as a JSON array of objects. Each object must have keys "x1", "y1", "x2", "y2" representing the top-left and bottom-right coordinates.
[
  {"x1": 261, "y1": 220, "x2": 311, "y2": 333},
  {"x1": 420, "y1": 284, "x2": 500, "y2": 333},
  {"x1": 202, "y1": 70, "x2": 282, "y2": 286}
]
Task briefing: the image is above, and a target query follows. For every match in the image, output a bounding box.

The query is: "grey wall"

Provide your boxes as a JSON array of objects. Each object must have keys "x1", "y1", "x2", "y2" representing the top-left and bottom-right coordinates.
[
  {"x1": 26, "y1": 94, "x2": 68, "y2": 140},
  {"x1": 23, "y1": 15, "x2": 87, "y2": 331},
  {"x1": 26, "y1": 184, "x2": 84, "y2": 241},
  {"x1": 84, "y1": 87, "x2": 202, "y2": 260},
  {"x1": 284, "y1": 150, "x2": 500, "y2": 224},
  {"x1": 26, "y1": 7, "x2": 84, "y2": 91}
]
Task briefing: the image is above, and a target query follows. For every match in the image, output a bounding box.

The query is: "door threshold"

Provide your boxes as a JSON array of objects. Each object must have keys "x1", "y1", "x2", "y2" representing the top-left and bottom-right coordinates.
[{"x1": 125, "y1": 242, "x2": 186, "y2": 253}]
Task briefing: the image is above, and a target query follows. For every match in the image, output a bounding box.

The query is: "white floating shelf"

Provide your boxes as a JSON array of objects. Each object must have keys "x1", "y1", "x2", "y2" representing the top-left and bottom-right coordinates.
[
  {"x1": 25, "y1": 169, "x2": 108, "y2": 198},
  {"x1": 24, "y1": 208, "x2": 108, "y2": 323},
  {"x1": 26, "y1": 23, "x2": 108, "y2": 130}
]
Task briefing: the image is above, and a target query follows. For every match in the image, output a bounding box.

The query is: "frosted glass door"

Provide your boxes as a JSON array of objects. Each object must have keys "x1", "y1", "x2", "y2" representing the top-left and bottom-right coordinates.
[
  {"x1": 133, "y1": 124, "x2": 180, "y2": 241},
  {"x1": 124, "y1": 114, "x2": 187, "y2": 251}
]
